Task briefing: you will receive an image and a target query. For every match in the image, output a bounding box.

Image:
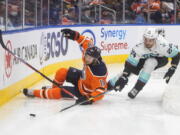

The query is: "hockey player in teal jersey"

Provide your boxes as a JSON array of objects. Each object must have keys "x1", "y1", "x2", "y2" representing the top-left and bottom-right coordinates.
[{"x1": 108, "y1": 28, "x2": 180, "y2": 99}]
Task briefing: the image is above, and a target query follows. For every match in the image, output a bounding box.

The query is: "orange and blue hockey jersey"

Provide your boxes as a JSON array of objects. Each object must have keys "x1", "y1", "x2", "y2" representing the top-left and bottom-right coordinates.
[{"x1": 76, "y1": 35, "x2": 108, "y2": 102}]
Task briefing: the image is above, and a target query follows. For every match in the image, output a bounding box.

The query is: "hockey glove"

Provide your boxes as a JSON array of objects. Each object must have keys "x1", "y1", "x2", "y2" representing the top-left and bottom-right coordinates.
[
  {"x1": 61, "y1": 29, "x2": 80, "y2": 40},
  {"x1": 75, "y1": 95, "x2": 93, "y2": 105},
  {"x1": 107, "y1": 81, "x2": 114, "y2": 90},
  {"x1": 163, "y1": 66, "x2": 176, "y2": 83},
  {"x1": 114, "y1": 76, "x2": 128, "y2": 91}
]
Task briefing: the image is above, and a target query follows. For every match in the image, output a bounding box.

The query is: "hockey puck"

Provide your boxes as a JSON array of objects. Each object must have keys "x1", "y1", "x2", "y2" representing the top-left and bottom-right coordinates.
[{"x1": 29, "y1": 113, "x2": 36, "y2": 117}]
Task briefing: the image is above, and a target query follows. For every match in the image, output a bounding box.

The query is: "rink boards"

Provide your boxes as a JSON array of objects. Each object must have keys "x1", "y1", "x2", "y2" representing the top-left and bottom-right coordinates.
[{"x1": 0, "y1": 25, "x2": 179, "y2": 105}]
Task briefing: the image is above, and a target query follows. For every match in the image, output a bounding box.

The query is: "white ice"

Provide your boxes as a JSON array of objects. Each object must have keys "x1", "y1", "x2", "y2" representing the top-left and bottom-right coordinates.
[{"x1": 0, "y1": 63, "x2": 180, "y2": 135}]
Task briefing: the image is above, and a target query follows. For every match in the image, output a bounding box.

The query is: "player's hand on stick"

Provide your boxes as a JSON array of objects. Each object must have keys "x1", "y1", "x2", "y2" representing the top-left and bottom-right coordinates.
[
  {"x1": 61, "y1": 29, "x2": 80, "y2": 40},
  {"x1": 163, "y1": 66, "x2": 176, "y2": 83}
]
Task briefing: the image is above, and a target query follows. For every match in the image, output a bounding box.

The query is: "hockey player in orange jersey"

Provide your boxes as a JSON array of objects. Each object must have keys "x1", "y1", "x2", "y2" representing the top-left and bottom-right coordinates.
[{"x1": 22, "y1": 29, "x2": 108, "y2": 105}]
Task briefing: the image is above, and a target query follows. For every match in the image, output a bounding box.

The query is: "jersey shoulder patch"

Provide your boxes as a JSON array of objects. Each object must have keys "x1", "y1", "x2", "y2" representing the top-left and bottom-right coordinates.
[
  {"x1": 89, "y1": 61, "x2": 107, "y2": 76},
  {"x1": 131, "y1": 42, "x2": 144, "y2": 56}
]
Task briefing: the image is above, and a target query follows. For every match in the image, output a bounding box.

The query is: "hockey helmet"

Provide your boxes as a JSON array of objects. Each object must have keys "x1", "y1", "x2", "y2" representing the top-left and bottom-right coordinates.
[
  {"x1": 85, "y1": 46, "x2": 101, "y2": 59},
  {"x1": 143, "y1": 28, "x2": 158, "y2": 39}
]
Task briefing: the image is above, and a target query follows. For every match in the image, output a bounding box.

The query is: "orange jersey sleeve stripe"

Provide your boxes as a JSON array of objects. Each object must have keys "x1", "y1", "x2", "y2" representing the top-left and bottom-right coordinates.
[
  {"x1": 76, "y1": 35, "x2": 93, "y2": 51},
  {"x1": 33, "y1": 88, "x2": 62, "y2": 99},
  {"x1": 76, "y1": 35, "x2": 86, "y2": 45}
]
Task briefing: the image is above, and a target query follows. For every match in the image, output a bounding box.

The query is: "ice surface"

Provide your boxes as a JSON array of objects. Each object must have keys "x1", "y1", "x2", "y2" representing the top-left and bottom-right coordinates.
[
  {"x1": 0, "y1": 63, "x2": 180, "y2": 135},
  {"x1": 162, "y1": 62, "x2": 180, "y2": 115}
]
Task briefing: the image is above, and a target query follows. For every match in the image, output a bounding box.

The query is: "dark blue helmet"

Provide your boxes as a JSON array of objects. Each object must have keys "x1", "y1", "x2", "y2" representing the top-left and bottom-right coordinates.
[{"x1": 85, "y1": 46, "x2": 101, "y2": 59}]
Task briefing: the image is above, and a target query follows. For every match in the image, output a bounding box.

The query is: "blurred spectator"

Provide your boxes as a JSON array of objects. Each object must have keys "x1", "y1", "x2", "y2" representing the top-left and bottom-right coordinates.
[
  {"x1": 8, "y1": 0, "x2": 22, "y2": 28},
  {"x1": 0, "y1": 1, "x2": 5, "y2": 29},
  {"x1": 100, "y1": 10, "x2": 113, "y2": 24},
  {"x1": 89, "y1": 0, "x2": 105, "y2": 6},
  {"x1": 161, "y1": 0, "x2": 174, "y2": 23},
  {"x1": 131, "y1": 0, "x2": 147, "y2": 23},
  {"x1": 161, "y1": 0, "x2": 174, "y2": 12},
  {"x1": 64, "y1": 0, "x2": 78, "y2": 5},
  {"x1": 42, "y1": 1, "x2": 49, "y2": 25},
  {"x1": 0, "y1": 1, "x2": 14, "y2": 30},
  {"x1": 131, "y1": 0, "x2": 147, "y2": 14},
  {"x1": 62, "y1": 7, "x2": 78, "y2": 25},
  {"x1": 1, "y1": 0, "x2": 180, "y2": 30},
  {"x1": 103, "y1": 0, "x2": 122, "y2": 23},
  {"x1": 149, "y1": 0, "x2": 175, "y2": 24},
  {"x1": 49, "y1": 1, "x2": 61, "y2": 25},
  {"x1": 149, "y1": 0, "x2": 161, "y2": 11},
  {"x1": 135, "y1": 11, "x2": 146, "y2": 23},
  {"x1": 150, "y1": 10, "x2": 162, "y2": 23},
  {"x1": 150, "y1": 8, "x2": 173, "y2": 24},
  {"x1": 177, "y1": 10, "x2": 180, "y2": 24},
  {"x1": 176, "y1": 0, "x2": 180, "y2": 24},
  {"x1": 82, "y1": 0, "x2": 91, "y2": 5},
  {"x1": 81, "y1": 6, "x2": 95, "y2": 24}
]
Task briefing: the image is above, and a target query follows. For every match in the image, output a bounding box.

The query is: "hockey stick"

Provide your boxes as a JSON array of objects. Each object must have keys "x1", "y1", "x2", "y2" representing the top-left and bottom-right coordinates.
[
  {"x1": 60, "y1": 89, "x2": 113, "y2": 112},
  {"x1": 0, "y1": 30, "x2": 78, "y2": 100}
]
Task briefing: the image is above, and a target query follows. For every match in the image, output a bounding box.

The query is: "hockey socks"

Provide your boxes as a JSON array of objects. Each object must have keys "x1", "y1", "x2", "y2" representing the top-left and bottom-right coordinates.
[
  {"x1": 128, "y1": 79, "x2": 147, "y2": 99},
  {"x1": 23, "y1": 88, "x2": 62, "y2": 99}
]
